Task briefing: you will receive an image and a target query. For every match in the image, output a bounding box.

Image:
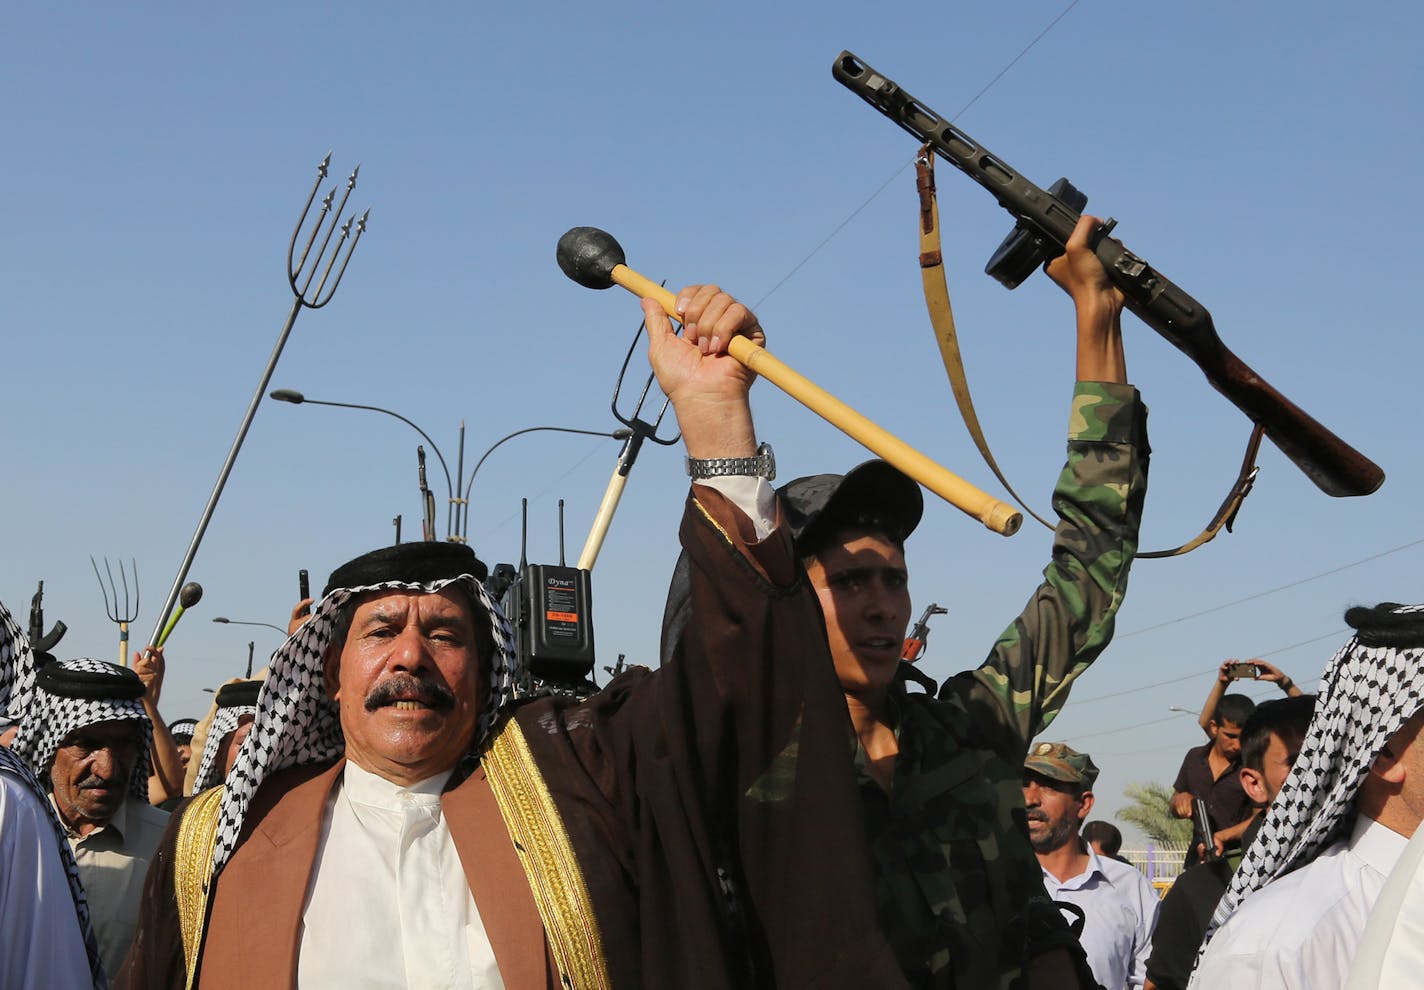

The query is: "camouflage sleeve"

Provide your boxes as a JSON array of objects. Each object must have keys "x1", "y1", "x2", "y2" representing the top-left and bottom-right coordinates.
[{"x1": 947, "y1": 381, "x2": 1148, "y2": 755}]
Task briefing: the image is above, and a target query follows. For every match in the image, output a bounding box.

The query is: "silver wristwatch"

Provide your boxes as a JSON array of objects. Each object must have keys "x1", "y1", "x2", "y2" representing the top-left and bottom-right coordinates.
[{"x1": 685, "y1": 442, "x2": 776, "y2": 481}]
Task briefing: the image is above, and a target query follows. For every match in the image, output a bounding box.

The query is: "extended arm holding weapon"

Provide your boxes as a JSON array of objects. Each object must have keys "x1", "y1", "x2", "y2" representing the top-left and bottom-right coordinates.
[{"x1": 833, "y1": 52, "x2": 1382, "y2": 498}]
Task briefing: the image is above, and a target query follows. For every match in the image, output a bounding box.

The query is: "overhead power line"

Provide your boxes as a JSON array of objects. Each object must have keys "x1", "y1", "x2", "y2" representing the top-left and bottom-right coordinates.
[
  {"x1": 753, "y1": 0, "x2": 1084, "y2": 309},
  {"x1": 1116, "y1": 537, "x2": 1424, "y2": 641}
]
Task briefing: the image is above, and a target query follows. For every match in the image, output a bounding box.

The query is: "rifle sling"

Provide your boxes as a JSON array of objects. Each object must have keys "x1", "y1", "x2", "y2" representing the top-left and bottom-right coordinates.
[{"x1": 914, "y1": 148, "x2": 1262, "y2": 559}]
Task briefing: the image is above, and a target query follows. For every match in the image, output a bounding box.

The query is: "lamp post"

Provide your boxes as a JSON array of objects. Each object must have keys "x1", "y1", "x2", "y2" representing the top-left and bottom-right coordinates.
[
  {"x1": 212, "y1": 617, "x2": 288, "y2": 637},
  {"x1": 269, "y1": 389, "x2": 459, "y2": 540},
  {"x1": 461, "y1": 426, "x2": 632, "y2": 541}
]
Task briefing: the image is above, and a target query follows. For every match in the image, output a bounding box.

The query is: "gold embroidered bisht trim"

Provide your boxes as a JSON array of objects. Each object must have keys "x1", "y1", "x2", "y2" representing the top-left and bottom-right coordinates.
[
  {"x1": 484, "y1": 719, "x2": 612, "y2": 990},
  {"x1": 175, "y1": 784, "x2": 225, "y2": 989}
]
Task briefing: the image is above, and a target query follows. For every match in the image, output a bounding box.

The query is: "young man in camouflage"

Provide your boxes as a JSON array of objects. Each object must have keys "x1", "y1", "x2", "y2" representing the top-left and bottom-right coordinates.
[{"x1": 780, "y1": 215, "x2": 1148, "y2": 989}]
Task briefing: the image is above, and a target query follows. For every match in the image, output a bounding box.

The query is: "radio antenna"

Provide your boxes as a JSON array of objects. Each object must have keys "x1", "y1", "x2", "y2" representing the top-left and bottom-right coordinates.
[
  {"x1": 558, "y1": 499, "x2": 567, "y2": 567},
  {"x1": 519, "y1": 498, "x2": 529, "y2": 571}
]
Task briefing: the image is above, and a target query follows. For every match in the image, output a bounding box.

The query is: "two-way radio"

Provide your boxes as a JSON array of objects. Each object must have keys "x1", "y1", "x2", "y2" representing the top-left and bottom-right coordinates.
[{"x1": 493, "y1": 498, "x2": 597, "y2": 698}]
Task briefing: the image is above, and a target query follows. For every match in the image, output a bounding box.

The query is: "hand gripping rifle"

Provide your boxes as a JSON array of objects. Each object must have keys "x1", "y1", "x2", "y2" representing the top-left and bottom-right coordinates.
[{"x1": 833, "y1": 52, "x2": 1383, "y2": 499}]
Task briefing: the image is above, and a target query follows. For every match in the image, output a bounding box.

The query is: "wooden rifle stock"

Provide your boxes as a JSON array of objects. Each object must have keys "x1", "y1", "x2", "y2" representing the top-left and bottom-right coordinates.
[{"x1": 833, "y1": 51, "x2": 1383, "y2": 497}]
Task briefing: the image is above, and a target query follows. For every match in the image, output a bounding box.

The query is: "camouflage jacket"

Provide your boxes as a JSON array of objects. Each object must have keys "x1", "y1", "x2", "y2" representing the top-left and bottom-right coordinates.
[{"x1": 857, "y1": 381, "x2": 1149, "y2": 989}]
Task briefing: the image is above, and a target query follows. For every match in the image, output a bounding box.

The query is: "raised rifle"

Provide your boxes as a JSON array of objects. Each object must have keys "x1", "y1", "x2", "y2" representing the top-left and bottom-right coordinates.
[{"x1": 833, "y1": 52, "x2": 1382, "y2": 499}]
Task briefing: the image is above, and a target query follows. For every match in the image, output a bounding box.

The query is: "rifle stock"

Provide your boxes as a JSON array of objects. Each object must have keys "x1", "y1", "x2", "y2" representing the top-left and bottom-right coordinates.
[{"x1": 833, "y1": 51, "x2": 1383, "y2": 498}]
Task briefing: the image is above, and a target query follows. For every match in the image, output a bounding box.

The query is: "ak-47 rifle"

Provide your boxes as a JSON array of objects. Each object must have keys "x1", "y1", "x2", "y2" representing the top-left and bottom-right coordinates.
[
  {"x1": 833, "y1": 52, "x2": 1383, "y2": 499},
  {"x1": 28, "y1": 580, "x2": 67, "y2": 660},
  {"x1": 901, "y1": 603, "x2": 947, "y2": 662}
]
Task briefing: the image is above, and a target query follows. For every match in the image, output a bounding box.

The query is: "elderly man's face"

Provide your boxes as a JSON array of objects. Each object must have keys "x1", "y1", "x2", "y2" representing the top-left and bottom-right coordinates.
[
  {"x1": 50, "y1": 719, "x2": 141, "y2": 834},
  {"x1": 324, "y1": 588, "x2": 485, "y2": 786}
]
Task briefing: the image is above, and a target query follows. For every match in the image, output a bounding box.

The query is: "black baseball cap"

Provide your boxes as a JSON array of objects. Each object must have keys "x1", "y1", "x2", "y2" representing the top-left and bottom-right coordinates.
[{"x1": 778, "y1": 459, "x2": 923, "y2": 553}]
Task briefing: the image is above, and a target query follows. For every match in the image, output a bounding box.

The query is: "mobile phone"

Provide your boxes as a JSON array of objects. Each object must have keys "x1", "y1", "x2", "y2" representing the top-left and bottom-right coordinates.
[
  {"x1": 1226, "y1": 662, "x2": 1259, "y2": 679},
  {"x1": 299, "y1": 569, "x2": 310, "y2": 602}
]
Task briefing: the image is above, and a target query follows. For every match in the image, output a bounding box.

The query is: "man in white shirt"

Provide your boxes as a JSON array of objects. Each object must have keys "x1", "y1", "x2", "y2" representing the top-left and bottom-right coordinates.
[
  {"x1": 1024, "y1": 741, "x2": 1159, "y2": 989},
  {"x1": 1191, "y1": 601, "x2": 1424, "y2": 989},
  {"x1": 119, "y1": 284, "x2": 909, "y2": 989},
  {"x1": 10, "y1": 657, "x2": 170, "y2": 980}
]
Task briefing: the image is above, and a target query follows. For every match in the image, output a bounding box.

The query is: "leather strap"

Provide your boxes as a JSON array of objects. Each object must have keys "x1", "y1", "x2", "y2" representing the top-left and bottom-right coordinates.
[
  {"x1": 914, "y1": 147, "x2": 1262, "y2": 558},
  {"x1": 1137, "y1": 422, "x2": 1264, "y2": 558},
  {"x1": 917, "y1": 150, "x2": 1056, "y2": 532}
]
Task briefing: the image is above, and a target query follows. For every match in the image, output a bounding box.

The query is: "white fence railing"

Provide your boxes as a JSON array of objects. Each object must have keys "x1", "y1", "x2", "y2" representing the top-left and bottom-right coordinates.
[{"x1": 1120, "y1": 843, "x2": 1190, "y2": 884}]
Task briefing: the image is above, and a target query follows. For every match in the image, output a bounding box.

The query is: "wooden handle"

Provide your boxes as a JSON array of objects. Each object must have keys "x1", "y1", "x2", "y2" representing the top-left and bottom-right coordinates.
[
  {"x1": 578, "y1": 468, "x2": 630, "y2": 570},
  {"x1": 610, "y1": 264, "x2": 1022, "y2": 536}
]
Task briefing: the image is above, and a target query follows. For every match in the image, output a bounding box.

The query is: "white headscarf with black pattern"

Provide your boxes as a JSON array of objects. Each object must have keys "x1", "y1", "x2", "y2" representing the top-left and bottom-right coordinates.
[
  {"x1": 191, "y1": 700, "x2": 257, "y2": 793},
  {"x1": 211, "y1": 573, "x2": 518, "y2": 878},
  {"x1": 10, "y1": 658, "x2": 154, "y2": 802},
  {"x1": 0, "y1": 596, "x2": 38, "y2": 726},
  {"x1": 1204, "y1": 603, "x2": 1424, "y2": 944}
]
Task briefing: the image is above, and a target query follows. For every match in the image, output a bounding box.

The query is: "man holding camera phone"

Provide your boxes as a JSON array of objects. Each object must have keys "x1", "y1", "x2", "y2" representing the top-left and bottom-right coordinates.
[{"x1": 1170, "y1": 660, "x2": 1304, "y2": 865}]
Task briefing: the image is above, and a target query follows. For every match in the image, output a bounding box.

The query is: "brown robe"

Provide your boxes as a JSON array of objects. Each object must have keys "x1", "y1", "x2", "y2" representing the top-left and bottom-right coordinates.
[{"x1": 119, "y1": 489, "x2": 906, "y2": 988}]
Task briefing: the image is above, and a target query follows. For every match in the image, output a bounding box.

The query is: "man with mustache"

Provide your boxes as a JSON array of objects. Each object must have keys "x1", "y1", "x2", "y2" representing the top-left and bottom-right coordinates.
[
  {"x1": 119, "y1": 283, "x2": 907, "y2": 988},
  {"x1": 11, "y1": 656, "x2": 169, "y2": 981},
  {"x1": 1024, "y1": 742, "x2": 1159, "y2": 990}
]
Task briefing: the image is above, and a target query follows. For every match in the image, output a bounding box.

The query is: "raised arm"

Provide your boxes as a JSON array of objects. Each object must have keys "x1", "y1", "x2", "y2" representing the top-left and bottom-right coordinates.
[{"x1": 948, "y1": 216, "x2": 1148, "y2": 751}]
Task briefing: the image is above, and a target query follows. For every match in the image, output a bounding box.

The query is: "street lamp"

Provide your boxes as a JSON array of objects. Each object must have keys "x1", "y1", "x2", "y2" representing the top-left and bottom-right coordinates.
[
  {"x1": 212, "y1": 617, "x2": 288, "y2": 636},
  {"x1": 461, "y1": 426, "x2": 632, "y2": 541},
  {"x1": 269, "y1": 388, "x2": 458, "y2": 540}
]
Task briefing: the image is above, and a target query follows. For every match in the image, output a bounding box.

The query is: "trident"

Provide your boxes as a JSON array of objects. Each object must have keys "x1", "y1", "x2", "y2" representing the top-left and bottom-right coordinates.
[{"x1": 148, "y1": 154, "x2": 369, "y2": 647}]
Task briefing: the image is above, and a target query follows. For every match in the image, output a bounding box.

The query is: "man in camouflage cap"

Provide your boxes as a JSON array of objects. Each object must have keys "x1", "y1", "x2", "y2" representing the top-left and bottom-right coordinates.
[
  {"x1": 1024, "y1": 742, "x2": 1158, "y2": 990},
  {"x1": 777, "y1": 215, "x2": 1151, "y2": 989}
]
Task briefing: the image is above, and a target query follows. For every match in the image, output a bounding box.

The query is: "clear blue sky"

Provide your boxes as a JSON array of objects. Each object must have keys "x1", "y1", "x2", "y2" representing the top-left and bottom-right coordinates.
[{"x1": 3, "y1": 3, "x2": 1420, "y2": 836}]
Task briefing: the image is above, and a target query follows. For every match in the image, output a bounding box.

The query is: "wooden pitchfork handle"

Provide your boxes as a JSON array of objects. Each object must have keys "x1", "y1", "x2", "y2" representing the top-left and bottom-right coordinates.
[{"x1": 612, "y1": 264, "x2": 1022, "y2": 537}]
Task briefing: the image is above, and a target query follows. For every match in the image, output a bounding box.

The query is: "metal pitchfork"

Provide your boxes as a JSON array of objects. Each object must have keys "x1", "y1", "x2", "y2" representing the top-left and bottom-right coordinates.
[
  {"x1": 575, "y1": 310, "x2": 682, "y2": 570},
  {"x1": 148, "y1": 153, "x2": 370, "y2": 647},
  {"x1": 91, "y1": 557, "x2": 139, "y2": 667}
]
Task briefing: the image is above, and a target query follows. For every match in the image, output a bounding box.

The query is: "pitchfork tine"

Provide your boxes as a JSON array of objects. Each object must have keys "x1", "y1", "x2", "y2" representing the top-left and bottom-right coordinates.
[
  {"x1": 287, "y1": 153, "x2": 333, "y2": 279},
  {"x1": 297, "y1": 167, "x2": 356, "y2": 299}
]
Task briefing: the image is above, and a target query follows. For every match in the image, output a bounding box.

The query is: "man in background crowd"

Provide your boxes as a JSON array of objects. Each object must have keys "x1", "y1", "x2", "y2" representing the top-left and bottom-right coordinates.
[
  {"x1": 11, "y1": 657, "x2": 169, "y2": 980},
  {"x1": 1171, "y1": 660, "x2": 1304, "y2": 867},
  {"x1": 1025, "y1": 742, "x2": 1159, "y2": 989},
  {"x1": 1192, "y1": 603, "x2": 1424, "y2": 988},
  {"x1": 1083, "y1": 820, "x2": 1130, "y2": 863},
  {"x1": 1145, "y1": 694, "x2": 1315, "y2": 990}
]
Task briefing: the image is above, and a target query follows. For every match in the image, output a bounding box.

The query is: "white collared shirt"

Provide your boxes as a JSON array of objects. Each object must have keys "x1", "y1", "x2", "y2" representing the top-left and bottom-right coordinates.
[
  {"x1": 54, "y1": 791, "x2": 169, "y2": 979},
  {"x1": 297, "y1": 762, "x2": 504, "y2": 989},
  {"x1": 1040, "y1": 844, "x2": 1159, "y2": 990},
  {"x1": 1191, "y1": 814, "x2": 1409, "y2": 990}
]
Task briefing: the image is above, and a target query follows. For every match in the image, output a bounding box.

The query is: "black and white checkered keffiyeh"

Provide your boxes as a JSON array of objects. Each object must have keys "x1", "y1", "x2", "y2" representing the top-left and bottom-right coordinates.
[
  {"x1": 0, "y1": 745, "x2": 109, "y2": 988},
  {"x1": 0, "y1": 596, "x2": 38, "y2": 726},
  {"x1": 212, "y1": 574, "x2": 518, "y2": 877},
  {"x1": 190, "y1": 701, "x2": 257, "y2": 793},
  {"x1": 10, "y1": 658, "x2": 154, "y2": 801},
  {"x1": 1205, "y1": 604, "x2": 1424, "y2": 942}
]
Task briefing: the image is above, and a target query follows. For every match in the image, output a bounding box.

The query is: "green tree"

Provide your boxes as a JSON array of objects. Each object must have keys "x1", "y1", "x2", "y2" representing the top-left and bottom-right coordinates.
[{"x1": 1119, "y1": 781, "x2": 1192, "y2": 844}]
